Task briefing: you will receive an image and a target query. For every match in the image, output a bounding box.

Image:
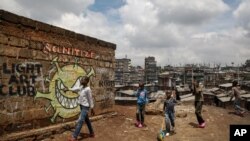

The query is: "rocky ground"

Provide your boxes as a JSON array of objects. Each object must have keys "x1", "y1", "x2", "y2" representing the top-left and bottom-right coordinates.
[{"x1": 41, "y1": 102, "x2": 250, "y2": 141}]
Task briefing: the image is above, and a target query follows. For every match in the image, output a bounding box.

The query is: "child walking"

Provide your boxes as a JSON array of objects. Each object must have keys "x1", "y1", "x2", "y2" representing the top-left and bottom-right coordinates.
[
  {"x1": 230, "y1": 81, "x2": 245, "y2": 116},
  {"x1": 193, "y1": 77, "x2": 205, "y2": 128},
  {"x1": 65, "y1": 76, "x2": 95, "y2": 141},
  {"x1": 163, "y1": 90, "x2": 177, "y2": 136}
]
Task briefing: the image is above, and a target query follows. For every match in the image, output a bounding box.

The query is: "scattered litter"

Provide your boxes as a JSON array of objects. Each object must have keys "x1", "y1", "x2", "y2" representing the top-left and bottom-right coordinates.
[{"x1": 126, "y1": 118, "x2": 133, "y2": 121}]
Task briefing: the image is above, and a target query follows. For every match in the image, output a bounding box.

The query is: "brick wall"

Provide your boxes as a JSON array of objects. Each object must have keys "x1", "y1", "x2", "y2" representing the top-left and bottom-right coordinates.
[{"x1": 0, "y1": 10, "x2": 116, "y2": 135}]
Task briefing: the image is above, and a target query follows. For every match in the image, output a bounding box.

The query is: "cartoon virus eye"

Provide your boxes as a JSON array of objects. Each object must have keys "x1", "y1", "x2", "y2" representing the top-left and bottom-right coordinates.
[
  {"x1": 57, "y1": 79, "x2": 66, "y2": 90},
  {"x1": 60, "y1": 81, "x2": 65, "y2": 89},
  {"x1": 70, "y1": 76, "x2": 82, "y2": 90}
]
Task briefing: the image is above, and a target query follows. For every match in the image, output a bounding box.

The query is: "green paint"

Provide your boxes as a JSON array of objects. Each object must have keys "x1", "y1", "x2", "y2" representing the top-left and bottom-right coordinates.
[{"x1": 35, "y1": 57, "x2": 95, "y2": 122}]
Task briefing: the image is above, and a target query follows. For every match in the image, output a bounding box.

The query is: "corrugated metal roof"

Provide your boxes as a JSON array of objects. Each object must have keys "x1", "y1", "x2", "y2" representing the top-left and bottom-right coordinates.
[
  {"x1": 216, "y1": 93, "x2": 229, "y2": 98},
  {"x1": 241, "y1": 94, "x2": 250, "y2": 99},
  {"x1": 203, "y1": 92, "x2": 215, "y2": 96},
  {"x1": 219, "y1": 83, "x2": 232, "y2": 88},
  {"x1": 180, "y1": 94, "x2": 194, "y2": 101},
  {"x1": 115, "y1": 85, "x2": 125, "y2": 88},
  {"x1": 115, "y1": 97, "x2": 137, "y2": 101},
  {"x1": 150, "y1": 90, "x2": 165, "y2": 98},
  {"x1": 117, "y1": 90, "x2": 135, "y2": 95},
  {"x1": 218, "y1": 97, "x2": 235, "y2": 102}
]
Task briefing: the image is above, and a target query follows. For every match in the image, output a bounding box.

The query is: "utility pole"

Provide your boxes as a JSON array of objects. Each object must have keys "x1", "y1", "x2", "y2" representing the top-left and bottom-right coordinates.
[
  {"x1": 192, "y1": 65, "x2": 194, "y2": 89},
  {"x1": 184, "y1": 67, "x2": 186, "y2": 85},
  {"x1": 237, "y1": 63, "x2": 239, "y2": 84},
  {"x1": 214, "y1": 63, "x2": 216, "y2": 86}
]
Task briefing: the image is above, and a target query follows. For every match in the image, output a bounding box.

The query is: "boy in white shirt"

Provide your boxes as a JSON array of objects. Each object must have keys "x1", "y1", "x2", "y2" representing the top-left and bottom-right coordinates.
[{"x1": 66, "y1": 76, "x2": 95, "y2": 141}]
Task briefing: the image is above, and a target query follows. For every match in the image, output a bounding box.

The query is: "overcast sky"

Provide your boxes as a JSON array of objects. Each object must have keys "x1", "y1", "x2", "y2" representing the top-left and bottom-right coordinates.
[{"x1": 1, "y1": 0, "x2": 250, "y2": 67}]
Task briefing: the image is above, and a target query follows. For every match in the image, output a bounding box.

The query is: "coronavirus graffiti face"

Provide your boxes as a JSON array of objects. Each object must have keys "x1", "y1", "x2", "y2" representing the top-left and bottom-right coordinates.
[{"x1": 35, "y1": 57, "x2": 95, "y2": 122}]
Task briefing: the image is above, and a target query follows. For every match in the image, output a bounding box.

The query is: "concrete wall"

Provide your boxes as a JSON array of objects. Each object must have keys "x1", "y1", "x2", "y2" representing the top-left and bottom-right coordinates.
[{"x1": 0, "y1": 10, "x2": 116, "y2": 135}]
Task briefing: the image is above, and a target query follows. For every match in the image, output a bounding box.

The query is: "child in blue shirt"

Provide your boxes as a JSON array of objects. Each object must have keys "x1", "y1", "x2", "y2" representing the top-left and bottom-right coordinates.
[
  {"x1": 163, "y1": 90, "x2": 177, "y2": 136},
  {"x1": 135, "y1": 82, "x2": 148, "y2": 128}
]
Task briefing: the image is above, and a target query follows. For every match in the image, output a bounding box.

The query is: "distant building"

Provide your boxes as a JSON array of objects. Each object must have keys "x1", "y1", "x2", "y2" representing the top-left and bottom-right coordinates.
[
  {"x1": 158, "y1": 71, "x2": 176, "y2": 90},
  {"x1": 130, "y1": 66, "x2": 144, "y2": 84},
  {"x1": 163, "y1": 65, "x2": 174, "y2": 71},
  {"x1": 115, "y1": 58, "x2": 131, "y2": 85},
  {"x1": 115, "y1": 58, "x2": 144, "y2": 85},
  {"x1": 144, "y1": 56, "x2": 159, "y2": 84},
  {"x1": 181, "y1": 65, "x2": 204, "y2": 87}
]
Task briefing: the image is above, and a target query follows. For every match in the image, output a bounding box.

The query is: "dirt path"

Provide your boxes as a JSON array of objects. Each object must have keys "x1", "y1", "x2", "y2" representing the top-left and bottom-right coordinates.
[{"x1": 43, "y1": 104, "x2": 250, "y2": 141}]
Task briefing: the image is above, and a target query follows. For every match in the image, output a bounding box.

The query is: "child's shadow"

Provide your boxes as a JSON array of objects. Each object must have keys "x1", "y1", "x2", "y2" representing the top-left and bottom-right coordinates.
[
  {"x1": 63, "y1": 125, "x2": 91, "y2": 139},
  {"x1": 228, "y1": 111, "x2": 236, "y2": 115},
  {"x1": 228, "y1": 111, "x2": 244, "y2": 117},
  {"x1": 78, "y1": 133, "x2": 91, "y2": 140},
  {"x1": 189, "y1": 122, "x2": 199, "y2": 128}
]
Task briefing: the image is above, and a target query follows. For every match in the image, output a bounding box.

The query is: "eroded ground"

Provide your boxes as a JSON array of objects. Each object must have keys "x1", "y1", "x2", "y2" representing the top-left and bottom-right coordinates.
[{"x1": 42, "y1": 103, "x2": 250, "y2": 141}]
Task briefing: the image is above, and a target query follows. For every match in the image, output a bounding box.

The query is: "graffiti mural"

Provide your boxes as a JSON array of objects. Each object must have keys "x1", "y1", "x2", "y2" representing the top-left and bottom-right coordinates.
[
  {"x1": 43, "y1": 43, "x2": 95, "y2": 59},
  {"x1": 35, "y1": 57, "x2": 95, "y2": 122},
  {"x1": 0, "y1": 62, "x2": 42, "y2": 96}
]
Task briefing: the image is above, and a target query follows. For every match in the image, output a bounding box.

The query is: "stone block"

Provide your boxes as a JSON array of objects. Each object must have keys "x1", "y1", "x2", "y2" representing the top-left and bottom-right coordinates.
[
  {"x1": 8, "y1": 36, "x2": 29, "y2": 48},
  {"x1": 20, "y1": 17, "x2": 36, "y2": 29},
  {"x1": 1, "y1": 11, "x2": 19, "y2": 24},
  {"x1": 0, "y1": 45, "x2": 21, "y2": 57},
  {"x1": 107, "y1": 42, "x2": 116, "y2": 49},
  {"x1": 0, "y1": 9, "x2": 4, "y2": 17},
  {"x1": 97, "y1": 39, "x2": 106, "y2": 46},
  {"x1": 93, "y1": 101, "x2": 114, "y2": 115},
  {"x1": 19, "y1": 136, "x2": 36, "y2": 141},
  {"x1": 105, "y1": 62, "x2": 110, "y2": 67},
  {"x1": 0, "y1": 33, "x2": 8, "y2": 44},
  {"x1": 32, "y1": 50, "x2": 50, "y2": 60},
  {"x1": 29, "y1": 41, "x2": 44, "y2": 50},
  {"x1": 0, "y1": 113, "x2": 9, "y2": 125},
  {"x1": 86, "y1": 36, "x2": 97, "y2": 44},
  {"x1": 0, "y1": 44, "x2": 6, "y2": 54},
  {"x1": 13, "y1": 111, "x2": 25, "y2": 121},
  {"x1": 25, "y1": 108, "x2": 52, "y2": 120},
  {"x1": 50, "y1": 26, "x2": 65, "y2": 35},
  {"x1": 64, "y1": 30, "x2": 76, "y2": 38},
  {"x1": 36, "y1": 22, "x2": 51, "y2": 32},
  {"x1": 19, "y1": 48, "x2": 32, "y2": 59},
  {"x1": 76, "y1": 33, "x2": 87, "y2": 41}
]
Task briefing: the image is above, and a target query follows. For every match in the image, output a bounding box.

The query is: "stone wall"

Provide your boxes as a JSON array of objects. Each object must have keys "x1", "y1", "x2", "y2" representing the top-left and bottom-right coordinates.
[{"x1": 0, "y1": 10, "x2": 116, "y2": 135}]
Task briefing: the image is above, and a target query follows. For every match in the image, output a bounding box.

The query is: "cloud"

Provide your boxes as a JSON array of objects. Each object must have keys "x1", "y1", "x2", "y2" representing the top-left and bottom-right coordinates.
[
  {"x1": 188, "y1": 27, "x2": 250, "y2": 64},
  {"x1": 0, "y1": 0, "x2": 94, "y2": 22},
  {"x1": 154, "y1": 0, "x2": 230, "y2": 25},
  {"x1": 233, "y1": 0, "x2": 250, "y2": 30},
  {"x1": 116, "y1": 0, "x2": 234, "y2": 66},
  {"x1": 0, "y1": 0, "x2": 28, "y2": 16},
  {"x1": 118, "y1": 0, "x2": 229, "y2": 49}
]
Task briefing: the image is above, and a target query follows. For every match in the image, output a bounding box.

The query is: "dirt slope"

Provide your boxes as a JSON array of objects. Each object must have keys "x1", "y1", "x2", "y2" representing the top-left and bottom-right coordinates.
[{"x1": 43, "y1": 103, "x2": 250, "y2": 141}]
